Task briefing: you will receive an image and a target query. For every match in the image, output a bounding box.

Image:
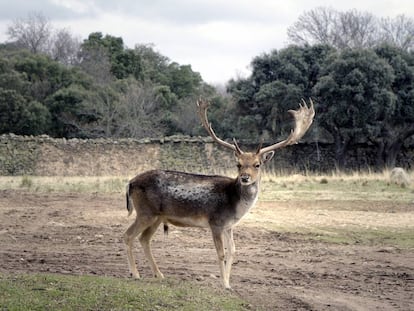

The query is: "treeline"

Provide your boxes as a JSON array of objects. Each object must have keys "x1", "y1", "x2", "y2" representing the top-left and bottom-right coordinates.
[
  {"x1": 0, "y1": 27, "x2": 216, "y2": 139},
  {"x1": 226, "y1": 44, "x2": 414, "y2": 169},
  {"x1": 1, "y1": 10, "x2": 414, "y2": 169}
]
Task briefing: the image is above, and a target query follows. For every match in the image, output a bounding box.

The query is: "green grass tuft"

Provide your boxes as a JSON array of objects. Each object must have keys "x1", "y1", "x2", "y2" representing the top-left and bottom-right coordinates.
[
  {"x1": 0, "y1": 274, "x2": 249, "y2": 311},
  {"x1": 308, "y1": 227, "x2": 414, "y2": 248},
  {"x1": 19, "y1": 176, "x2": 33, "y2": 188},
  {"x1": 319, "y1": 177, "x2": 328, "y2": 184}
]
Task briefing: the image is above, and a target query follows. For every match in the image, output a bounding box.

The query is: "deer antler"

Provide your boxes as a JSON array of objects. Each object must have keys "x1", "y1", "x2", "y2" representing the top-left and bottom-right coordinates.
[
  {"x1": 259, "y1": 99, "x2": 315, "y2": 155},
  {"x1": 197, "y1": 98, "x2": 239, "y2": 153}
]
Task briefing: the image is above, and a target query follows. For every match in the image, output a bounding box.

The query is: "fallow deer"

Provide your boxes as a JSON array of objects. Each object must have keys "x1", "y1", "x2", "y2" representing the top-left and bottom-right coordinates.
[{"x1": 124, "y1": 98, "x2": 315, "y2": 289}]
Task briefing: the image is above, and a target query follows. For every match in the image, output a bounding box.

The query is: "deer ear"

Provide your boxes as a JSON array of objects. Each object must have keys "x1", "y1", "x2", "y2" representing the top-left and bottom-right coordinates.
[{"x1": 261, "y1": 151, "x2": 274, "y2": 164}]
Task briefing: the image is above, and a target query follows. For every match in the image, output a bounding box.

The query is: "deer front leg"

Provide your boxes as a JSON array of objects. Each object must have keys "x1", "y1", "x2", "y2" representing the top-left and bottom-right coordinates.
[
  {"x1": 212, "y1": 227, "x2": 231, "y2": 289},
  {"x1": 224, "y1": 228, "x2": 235, "y2": 283}
]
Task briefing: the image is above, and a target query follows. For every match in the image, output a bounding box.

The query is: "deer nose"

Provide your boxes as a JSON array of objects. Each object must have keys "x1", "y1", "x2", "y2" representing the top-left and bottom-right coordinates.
[{"x1": 240, "y1": 174, "x2": 250, "y2": 183}]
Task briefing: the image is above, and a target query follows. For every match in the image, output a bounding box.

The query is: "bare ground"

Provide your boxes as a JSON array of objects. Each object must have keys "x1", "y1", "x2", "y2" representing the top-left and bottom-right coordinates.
[{"x1": 0, "y1": 190, "x2": 413, "y2": 310}]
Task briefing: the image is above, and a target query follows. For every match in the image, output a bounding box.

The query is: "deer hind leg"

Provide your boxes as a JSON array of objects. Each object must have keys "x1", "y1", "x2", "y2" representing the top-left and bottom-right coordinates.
[
  {"x1": 212, "y1": 228, "x2": 230, "y2": 289},
  {"x1": 139, "y1": 218, "x2": 164, "y2": 278},
  {"x1": 224, "y1": 228, "x2": 235, "y2": 284},
  {"x1": 124, "y1": 215, "x2": 158, "y2": 279}
]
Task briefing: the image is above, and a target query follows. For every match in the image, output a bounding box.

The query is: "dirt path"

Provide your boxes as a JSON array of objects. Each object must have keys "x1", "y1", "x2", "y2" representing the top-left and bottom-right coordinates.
[{"x1": 0, "y1": 190, "x2": 413, "y2": 310}]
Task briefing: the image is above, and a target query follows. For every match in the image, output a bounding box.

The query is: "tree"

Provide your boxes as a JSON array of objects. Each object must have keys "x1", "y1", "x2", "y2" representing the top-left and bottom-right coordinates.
[
  {"x1": 87, "y1": 79, "x2": 170, "y2": 138},
  {"x1": 379, "y1": 15, "x2": 414, "y2": 51},
  {"x1": 166, "y1": 63, "x2": 202, "y2": 99},
  {"x1": 134, "y1": 43, "x2": 170, "y2": 83},
  {"x1": 287, "y1": 7, "x2": 338, "y2": 47},
  {"x1": 162, "y1": 81, "x2": 223, "y2": 137},
  {"x1": 45, "y1": 84, "x2": 94, "y2": 137},
  {"x1": 77, "y1": 33, "x2": 204, "y2": 136},
  {"x1": 112, "y1": 49, "x2": 142, "y2": 80},
  {"x1": 79, "y1": 32, "x2": 142, "y2": 81},
  {"x1": 0, "y1": 56, "x2": 29, "y2": 94},
  {"x1": 334, "y1": 9, "x2": 378, "y2": 49},
  {"x1": 288, "y1": 8, "x2": 414, "y2": 51},
  {"x1": 313, "y1": 48, "x2": 395, "y2": 168},
  {"x1": 82, "y1": 85, "x2": 119, "y2": 137},
  {"x1": 1, "y1": 26, "x2": 216, "y2": 139},
  {"x1": 117, "y1": 80, "x2": 168, "y2": 138},
  {"x1": 13, "y1": 52, "x2": 80, "y2": 101},
  {"x1": 228, "y1": 45, "x2": 332, "y2": 140},
  {"x1": 0, "y1": 48, "x2": 98, "y2": 137},
  {"x1": 6, "y1": 12, "x2": 81, "y2": 66},
  {"x1": 7, "y1": 12, "x2": 51, "y2": 54},
  {"x1": 51, "y1": 28, "x2": 81, "y2": 66},
  {"x1": 373, "y1": 45, "x2": 414, "y2": 167},
  {"x1": 78, "y1": 43, "x2": 113, "y2": 85},
  {"x1": 0, "y1": 88, "x2": 50, "y2": 135}
]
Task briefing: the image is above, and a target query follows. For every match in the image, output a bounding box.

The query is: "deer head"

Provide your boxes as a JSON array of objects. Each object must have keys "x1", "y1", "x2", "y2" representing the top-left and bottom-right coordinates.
[{"x1": 197, "y1": 98, "x2": 315, "y2": 185}]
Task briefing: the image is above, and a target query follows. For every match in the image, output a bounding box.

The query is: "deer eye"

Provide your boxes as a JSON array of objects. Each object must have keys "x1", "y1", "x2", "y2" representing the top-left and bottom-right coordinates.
[
  {"x1": 254, "y1": 163, "x2": 261, "y2": 169},
  {"x1": 237, "y1": 163, "x2": 242, "y2": 169}
]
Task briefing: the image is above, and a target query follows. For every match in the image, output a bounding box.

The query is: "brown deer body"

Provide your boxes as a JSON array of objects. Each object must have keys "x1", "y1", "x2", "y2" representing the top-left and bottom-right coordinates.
[{"x1": 124, "y1": 98, "x2": 315, "y2": 289}]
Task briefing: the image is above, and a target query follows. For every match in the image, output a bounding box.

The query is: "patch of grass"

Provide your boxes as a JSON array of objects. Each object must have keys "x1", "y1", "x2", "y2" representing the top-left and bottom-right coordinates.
[
  {"x1": 309, "y1": 227, "x2": 414, "y2": 249},
  {"x1": 319, "y1": 177, "x2": 328, "y2": 184},
  {"x1": 0, "y1": 274, "x2": 249, "y2": 311},
  {"x1": 19, "y1": 176, "x2": 33, "y2": 188},
  {"x1": 0, "y1": 176, "x2": 129, "y2": 194},
  {"x1": 260, "y1": 177, "x2": 413, "y2": 202},
  {"x1": 259, "y1": 225, "x2": 414, "y2": 249},
  {"x1": 0, "y1": 171, "x2": 412, "y2": 199}
]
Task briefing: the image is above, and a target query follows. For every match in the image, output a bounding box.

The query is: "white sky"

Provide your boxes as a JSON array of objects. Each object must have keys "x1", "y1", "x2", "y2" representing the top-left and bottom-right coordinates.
[{"x1": 0, "y1": 0, "x2": 413, "y2": 84}]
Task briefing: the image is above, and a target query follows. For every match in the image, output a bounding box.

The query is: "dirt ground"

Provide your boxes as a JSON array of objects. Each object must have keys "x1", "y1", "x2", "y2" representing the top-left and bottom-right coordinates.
[{"x1": 0, "y1": 190, "x2": 413, "y2": 310}]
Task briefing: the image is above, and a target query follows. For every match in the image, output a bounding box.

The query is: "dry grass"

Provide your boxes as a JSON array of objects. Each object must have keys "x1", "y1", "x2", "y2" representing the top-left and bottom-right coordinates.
[
  {"x1": 263, "y1": 168, "x2": 413, "y2": 183},
  {"x1": 260, "y1": 169, "x2": 414, "y2": 202},
  {"x1": 0, "y1": 170, "x2": 412, "y2": 201},
  {"x1": 243, "y1": 170, "x2": 414, "y2": 248},
  {"x1": 0, "y1": 176, "x2": 129, "y2": 193}
]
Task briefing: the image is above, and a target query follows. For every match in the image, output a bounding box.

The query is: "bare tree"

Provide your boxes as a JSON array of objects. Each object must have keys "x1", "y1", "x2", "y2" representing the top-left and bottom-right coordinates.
[
  {"x1": 334, "y1": 9, "x2": 378, "y2": 49},
  {"x1": 89, "y1": 79, "x2": 166, "y2": 138},
  {"x1": 169, "y1": 96, "x2": 199, "y2": 135},
  {"x1": 78, "y1": 45, "x2": 113, "y2": 84},
  {"x1": 287, "y1": 7, "x2": 337, "y2": 46},
  {"x1": 51, "y1": 28, "x2": 81, "y2": 66},
  {"x1": 7, "y1": 11, "x2": 52, "y2": 54},
  {"x1": 7, "y1": 12, "x2": 81, "y2": 65},
  {"x1": 116, "y1": 80, "x2": 166, "y2": 138},
  {"x1": 288, "y1": 7, "x2": 414, "y2": 51},
  {"x1": 380, "y1": 15, "x2": 414, "y2": 51}
]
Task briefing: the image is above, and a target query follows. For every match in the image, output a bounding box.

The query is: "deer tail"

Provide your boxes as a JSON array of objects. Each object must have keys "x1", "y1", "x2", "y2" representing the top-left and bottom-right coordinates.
[{"x1": 163, "y1": 223, "x2": 169, "y2": 236}]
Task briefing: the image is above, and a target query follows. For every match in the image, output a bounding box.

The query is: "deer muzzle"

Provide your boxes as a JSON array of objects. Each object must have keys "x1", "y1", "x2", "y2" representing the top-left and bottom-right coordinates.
[{"x1": 240, "y1": 174, "x2": 251, "y2": 184}]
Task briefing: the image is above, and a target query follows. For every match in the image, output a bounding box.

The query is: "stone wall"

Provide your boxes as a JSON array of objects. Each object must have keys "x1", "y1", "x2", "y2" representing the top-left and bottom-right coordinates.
[
  {"x1": 0, "y1": 134, "x2": 412, "y2": 176},
  {"x1": 0, "y1": 134, "x2": 235, "y2": 176}
]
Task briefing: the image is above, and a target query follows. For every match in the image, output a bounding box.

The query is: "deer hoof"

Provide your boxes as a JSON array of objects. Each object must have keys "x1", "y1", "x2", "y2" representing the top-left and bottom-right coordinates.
[
  {"x1": 223, "y1": 283, "x2": 232, "y2": 290},
  {"x1": 129, "y1": 272, "x2": 140, "y2": 279},
  {"x1": 155, "y1": 272, "x2": 164, "y2": 279}
]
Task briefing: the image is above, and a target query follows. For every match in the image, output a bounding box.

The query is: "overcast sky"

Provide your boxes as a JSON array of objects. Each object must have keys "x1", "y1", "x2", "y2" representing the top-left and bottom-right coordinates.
[{"x1": 0, "y1": 0, "x2": 413, "y2": 84}]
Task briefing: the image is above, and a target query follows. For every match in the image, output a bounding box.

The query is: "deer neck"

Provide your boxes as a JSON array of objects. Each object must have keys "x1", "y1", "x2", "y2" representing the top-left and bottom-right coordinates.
[
  {"x1": 233, "y1": 178, "x2": 260, "y2": 221},
  {"x1": 238, "y1": 179, "x2": 260, "y2": 200}
]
